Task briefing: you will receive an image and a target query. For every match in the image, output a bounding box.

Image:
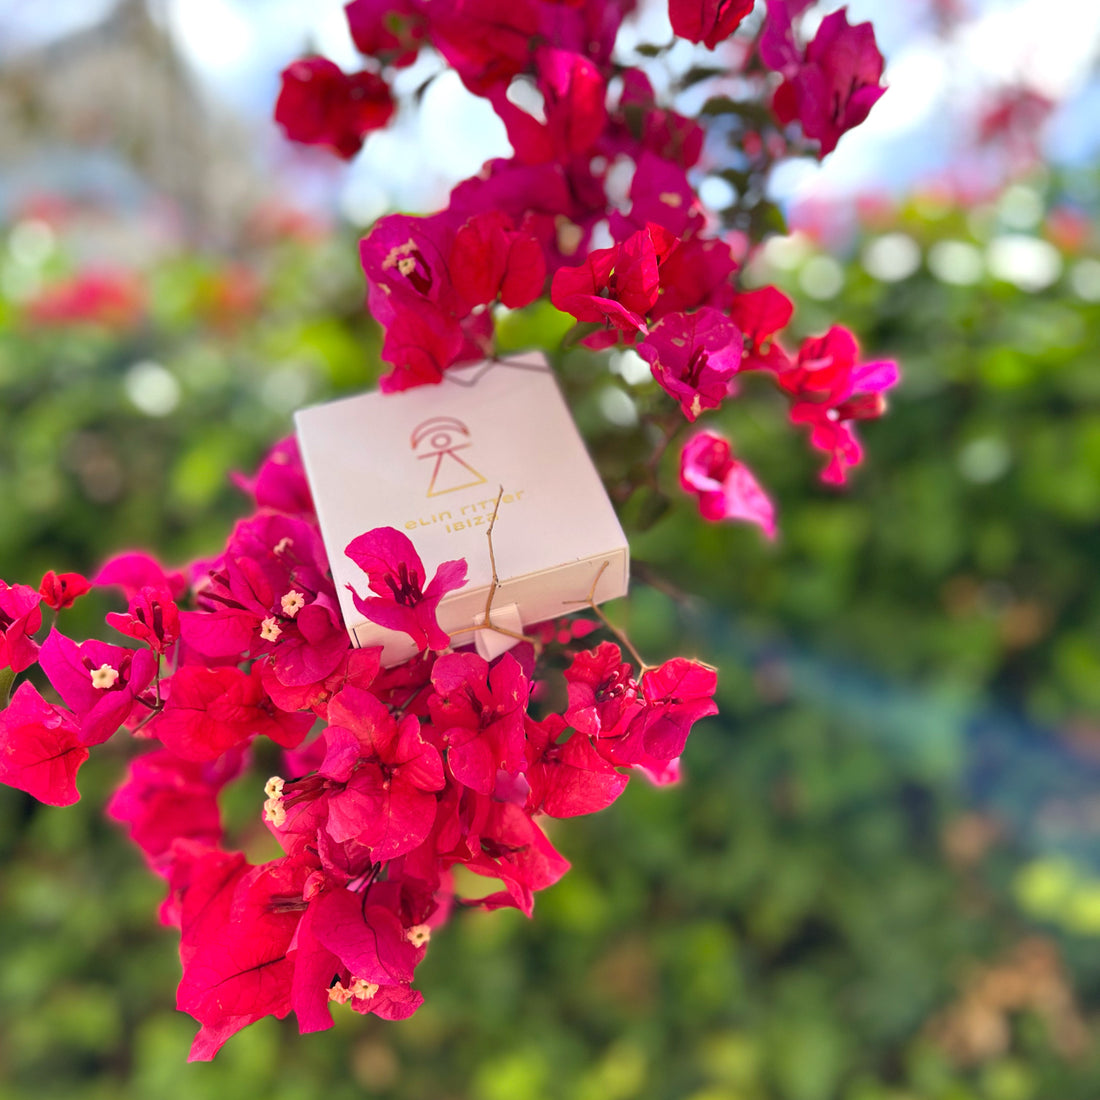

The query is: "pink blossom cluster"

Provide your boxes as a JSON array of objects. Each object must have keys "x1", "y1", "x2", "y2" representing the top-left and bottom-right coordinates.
[
  {"x1": 0, "y1": 0, "x2": 901, "y2": 1064},
  {"x1": 0, "y1": 440, "x2": 718, "y2": 1059},
  {"x1": 277, "y1": 0, "x2": 897, "y2": 531}
]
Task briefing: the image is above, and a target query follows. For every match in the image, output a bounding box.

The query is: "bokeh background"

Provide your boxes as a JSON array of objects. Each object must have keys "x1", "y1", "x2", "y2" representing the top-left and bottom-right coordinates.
[{"x1": 2, "y1": 2, "x2": 1100, "y2": 1098}]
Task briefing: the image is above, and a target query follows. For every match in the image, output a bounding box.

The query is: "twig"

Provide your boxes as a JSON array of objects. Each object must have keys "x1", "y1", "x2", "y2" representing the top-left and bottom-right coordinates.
[
  {"x1": 449, "y1": 486, "x2": 540, "y2": 652},
  {"x1": 565, "y1": 559, "x2": 653, "y2": 674}
]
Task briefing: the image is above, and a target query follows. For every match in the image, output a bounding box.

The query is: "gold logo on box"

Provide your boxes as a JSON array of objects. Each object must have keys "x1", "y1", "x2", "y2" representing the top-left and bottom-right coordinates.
[{"x1": 411, "y1": 417, "x2": 487, "y2": 497}]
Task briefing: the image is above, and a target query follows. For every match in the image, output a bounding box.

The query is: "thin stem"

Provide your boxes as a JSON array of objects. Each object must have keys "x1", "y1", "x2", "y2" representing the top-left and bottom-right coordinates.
[
  {"x1": 566, "y1": 559, "x2": 653, "y2": 674},
  {"x1": 450, "y1": 486, "x2": 540, "y2": 651}
]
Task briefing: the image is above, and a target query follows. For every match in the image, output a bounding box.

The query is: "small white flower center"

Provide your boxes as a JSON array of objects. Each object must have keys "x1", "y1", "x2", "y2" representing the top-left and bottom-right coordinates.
[
  {"x1": 349, "y1": 978, "x2": 379, "y2": 1000},
  {"x1": 90, "y1": 664, "x2": 120, "y2": 690},
  {"x1": 405, "y1": 924, "x2": 431, "y2": 948},
  {"x1": 263, "y1": 776, "x2": 286, "y2": 827},
  {"x1": 327, "y1": 982, "x2": 352, "y2": 1005},
  {"x1": 260, "y1": 616, "x2": 282, "y2": 642},
  {"x1": 274, "y1": 537, "x2": 293, "y2": 554},
  {"x1": 263, "y1": 796, "x2": 286, "y2": 828},
  {"x1": 281, "y1": 590, "x2": 306, "y2": 617}
]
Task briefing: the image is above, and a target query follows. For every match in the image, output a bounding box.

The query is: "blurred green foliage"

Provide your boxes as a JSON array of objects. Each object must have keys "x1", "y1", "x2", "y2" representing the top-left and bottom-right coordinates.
[{"x1": 2, "y1": 175, "x2": 1100, "y2": 1099}]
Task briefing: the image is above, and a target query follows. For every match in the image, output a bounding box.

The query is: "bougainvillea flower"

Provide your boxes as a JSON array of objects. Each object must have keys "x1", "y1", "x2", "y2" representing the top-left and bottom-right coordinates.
[
  {"x1": 361, "y1": 207, "x2": 543, "y2": 388},
  {"x1": 345, "y1": 0, "x2": 428, "y2": 67},
  {"x1": 670, "y1": 0, "x2": 755, "y2": 49},
  {"x1": 346, "y1": 527, "x2": 467, "y2": 653},
  {"x1": 429, "y1": 0, "x2": 540, "y2": 95},
  {"x1": 680, "y1": 431, "x2": 776, "y2": 537},
  {"x1": 448, "y1": 210, "x2": 546, "y2": 312},
  {"x1": 94, "y1": 551, "x2": 188, "y2": 600},
  {"x1": 768, "y1": 9, "x2": 886, "y2": 157},
  {"x1": 309, "y1": 886, "x2": 420, "y2": 987},
  {"x1": 259, "y1": 645, "x2": 382, "y2": 718},
  {"x1": 447, "y1": 154, "x2": 606, "y2": 273},
  {"x1": 275, "y1": 57, "x2": 395, "y2": 159},
  {"x1": 105, "y1": 585, "x2": 180, "y2": 653},
  {"x1": 230, "y1": 436, "x2": 314, "y2": 518},
  {"x1": 639, "y1": 307, "x2": 743, "y2": 421},
  {"x1": 460, "y1": 799, "x2": 570, "y2": 916},
  {"x1": 359, "y1": 210, "x2": 502, "y2": 388},
  {"x1": 152, "y1": 665, "x2": 313, "y2": 762},
  {"x1": 177, "y1": 853, "x2": 305, "y2": 1061},
  {"x1": 346, "y1": 981, "x2": 425, "y2": 1020},
  {"x1": 183, "y1": 513, "x2": 348, "y2": 688},
  {"x1": 610, "y1": 151, "x2": 704, "y2": 240},
  {"x1": 319, "y1": 685, "x2": 444, "y2": 860},
  {"x1": 38, "y1": 629, "x2": 158, "y2": 746},
  {"x1": 429, "y1": 651, "x2": 528, "y2": 793},
  {"x1": 777, "y1": 325, "x2": 899, "y2": 484},
  {"x1": 759, "y1": 0, "x2": 813, "y2": 72},
  {"x1": 617, "y1": 70, "x2": 704, "y2": 169},
  {"x1": 628, "y1": 658, "x2": 719, "y2": 761},
  {"x1": 361, "y1": 213, "x2": 464, "y2": 322},
  {"x1": 728, "y1": 285, "x2": 794, "y2": 372},
  {"x1": 489, "y1": 48, "x2": 607, "y2": 165},
  {"x1": 524, "y1": 713, "x2": 629, "y2": 818},
  {"x1": 563, "y1": 642, "x2": 641, "y2": 738},
  {"x1": 0, "y1": 581, "x2": 42, "y2": 674},
  {"x1": 651, "y1": 236, "x2": 738, "y2": 319},
  {"x1": 551, "y1": 223, "x2": 678, "y2": 347},
  {"x1": 0, "y1": 681, "x2": 87, "y2": 805},
  {"x1": 38, "y1": 571, "x2": 92, "y2": 611},
  {"x1": 107, "y1": 746, "x2": 237, "y2": 882}
]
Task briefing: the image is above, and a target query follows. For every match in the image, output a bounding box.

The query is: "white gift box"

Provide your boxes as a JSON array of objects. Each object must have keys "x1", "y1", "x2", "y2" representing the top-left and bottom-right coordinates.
[{"x1": 294, "y1": 354, "x2": 629, "y2": 666}]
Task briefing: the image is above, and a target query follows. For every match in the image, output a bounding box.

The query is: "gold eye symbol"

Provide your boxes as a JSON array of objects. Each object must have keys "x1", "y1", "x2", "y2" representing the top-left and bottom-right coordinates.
[{"x1": 410, "y1": 417, "x2": 486, "y2": 497}]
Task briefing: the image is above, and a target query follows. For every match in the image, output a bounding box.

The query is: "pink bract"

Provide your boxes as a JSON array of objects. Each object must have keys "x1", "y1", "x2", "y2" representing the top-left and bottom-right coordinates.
[{"x1": 680, "y1": 431, "x2": 776, "y2": 538}]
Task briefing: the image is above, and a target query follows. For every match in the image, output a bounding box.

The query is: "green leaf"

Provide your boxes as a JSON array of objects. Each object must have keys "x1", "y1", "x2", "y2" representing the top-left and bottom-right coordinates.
[{"x1": 0, "y1": 665, "x2": 14, "y2": 708}]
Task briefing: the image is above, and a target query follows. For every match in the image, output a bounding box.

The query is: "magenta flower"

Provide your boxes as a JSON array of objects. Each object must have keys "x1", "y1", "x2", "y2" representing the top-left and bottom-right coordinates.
[
  {"x1": 0, "y1": 580, "x2": 42, "y2": 674},
  {"x1": 551, "y1": 223, "x2": 678, "y2": 347},
  {"x1": 177, "y1": 852, "x2": 304, "y2": 1061},
  {"x1": 151, "y1": 666, "x2": 313, "y2": 763},
  {"x1": 489, "y1": 47, "x2": 607, "y2": 166},
  {"x1": 38, "y1": 629, "x2": 158, "y2": 746},
  {"x1": 345, "y1": 527, "x2": 467, "y2": 654},
  {"x1": 680, "y1": 431, "x2": 776, "y2": 538},
  {"x1": 428, "y1": 0, "x2": 540, "y2": 96},
  {"x1": 650, "y1": 236, "x2": 739, "y2": 320},
  {"x1": 563, "y1": 642, "x2": 641, "y2": 739},
  {"x1": 38, "y1": 571, "x2": 92, "y2": 611},
  {"x1": 617, "y1": 71, "x2": 704, "y2": 169},
  {"x1": 728, "y1": 286, "x2": 794, "y2": 372},
  {"x1": 0, "y1": 681, "x2": 87, "y2": 805},
  {"x1": 639, "y1": 307, "x2": 743, "y2": 421},
  {"x1": 670, "y1": 0, "x2": 755, "y2": 50},
  {"x1": 105, "y1": 585, "x2": 180, "y2": 654},
  {"x1": 447, "y1": 210, "x2": 546, "y2": 312},
  {"x1": 428, "y1": 651, "x2": 528, "y2": 794},
  {"x1": 629, "y1": 658, "x2": 719, "y2": 761},
  {"x1": 345, "y1": 0, "x2": 428, "y2": 68},
  {"x1": 230, "y1": 436, "x2": 314, "y2": 517},
  {"x1": 107, "y1": 747, "x2": 236, "y2": 883},
  {"x1": 274, "y1": 57, "x2": 395, "y2": 159},
  {"x1": 765, "y1": 7, "x2": 887, "y2": 157},
  {"x1": 778, "y1": 325, "x2": 899, "y2": 484},
  {"x1": 610, "y1": 151, "x2": 704, "y2": 241},
  {"x1": 358, "y1": 210, "x2": 521, "y2": 389},
  {"x1": 319, "y1": 684, "x2": 445, "y2": 861},
  {"x1": 182, "y1": 513, "x2": 348, "y2": 689},
  {"x1": 94, "y1": 551, "x2": 187, "y2": 600},
  {"x1": 460, "y1": 799, "x2": 570, "y2": 916},
  {"x1": 524, "y1": 713, "x2": 629, "y2": 819}
]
